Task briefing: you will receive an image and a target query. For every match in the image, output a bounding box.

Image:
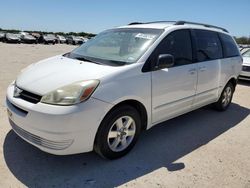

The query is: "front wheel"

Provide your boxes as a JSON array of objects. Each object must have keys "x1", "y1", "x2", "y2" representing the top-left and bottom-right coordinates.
[
  {"x1": 94, "y1": 105, "x2": 141, "y2": 159},
  {"x1": 213, "y1": 82, "x2": 234, "y2": 111}
]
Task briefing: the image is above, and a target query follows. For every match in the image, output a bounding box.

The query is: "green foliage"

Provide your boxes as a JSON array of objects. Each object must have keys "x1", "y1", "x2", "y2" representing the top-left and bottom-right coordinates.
[
  {"x1": 0, "y1": 27, "x2": 96, "y2": 38},
  {"x1": 1, "y1": 28, "x2": 21, "y2": 33},
  {"x1": 0, "y1": 26, "x2": 248, "y2": 43},
  {"x1": 235, "y1": 36, "x2": 250, "y2": 45}
]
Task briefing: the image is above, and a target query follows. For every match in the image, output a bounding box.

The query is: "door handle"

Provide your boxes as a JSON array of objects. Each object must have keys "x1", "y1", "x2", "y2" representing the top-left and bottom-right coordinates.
[
  {"x1": 199, "y1": 66, "x2": 207, "y2": 72},
  {"x1": 188, "y1": 68, "x2": 196, "y2": 75}
]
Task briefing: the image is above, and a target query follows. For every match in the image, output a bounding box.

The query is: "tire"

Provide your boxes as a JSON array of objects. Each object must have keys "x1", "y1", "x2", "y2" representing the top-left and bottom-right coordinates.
[
  {"x1": 94, "y1": 105, "x2": 141, "y2": 159},
  {"x1": 213, "y1": 82, "x2": 234, "y2": 111}
]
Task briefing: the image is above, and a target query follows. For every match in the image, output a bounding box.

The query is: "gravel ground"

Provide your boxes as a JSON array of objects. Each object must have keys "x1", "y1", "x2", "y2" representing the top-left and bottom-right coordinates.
[{"x1": 0, "y1": 43, "x2": 249, "y2": 188}]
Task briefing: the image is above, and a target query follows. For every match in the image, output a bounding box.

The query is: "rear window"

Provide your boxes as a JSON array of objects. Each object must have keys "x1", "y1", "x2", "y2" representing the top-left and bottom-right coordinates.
[
  {"x1": 194, "y1": 30, "x2": 223, "y2": 62},
  {"x1": 219, "y1": 33, "x2": 240, "y2": 58}
]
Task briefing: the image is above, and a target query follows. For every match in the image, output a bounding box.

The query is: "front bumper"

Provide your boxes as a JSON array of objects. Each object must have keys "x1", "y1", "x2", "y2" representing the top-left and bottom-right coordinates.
[
  {"x1": 6, "y1": 84, "x2": 113, "y2": 155},
  {"x1": 22, "y1": 39, "x2": 37, "y2": 43}
]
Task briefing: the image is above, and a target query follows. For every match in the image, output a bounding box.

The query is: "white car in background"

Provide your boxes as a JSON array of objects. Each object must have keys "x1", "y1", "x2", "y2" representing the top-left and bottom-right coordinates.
[
  {"x1": 56, "y1": 35, "x2": 66, "y2": 43},
  {"x1": 6, "y1": 21, "x2": 242, "y2": 159},
  {"x1": 239, "y1": 49, "x2": 250, "y2": 80},
  {"x1": 4, "y1": 33, "x2": 21, "y2": 43}
]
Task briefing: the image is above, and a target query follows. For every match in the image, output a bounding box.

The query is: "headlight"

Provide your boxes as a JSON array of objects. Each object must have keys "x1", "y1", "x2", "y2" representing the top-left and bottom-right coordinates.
[{"x1": 41, "y1": 80, "x2": 99, "y2": 105}]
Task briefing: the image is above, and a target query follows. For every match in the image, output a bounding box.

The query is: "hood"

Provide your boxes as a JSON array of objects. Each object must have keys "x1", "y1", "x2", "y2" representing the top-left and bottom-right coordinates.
[
  {"x1": 16, "y1": 55, "x2": 121, "y2": 95},
  {"x1": 243, "y1": 57, "x2": 250, "y2": 66}
]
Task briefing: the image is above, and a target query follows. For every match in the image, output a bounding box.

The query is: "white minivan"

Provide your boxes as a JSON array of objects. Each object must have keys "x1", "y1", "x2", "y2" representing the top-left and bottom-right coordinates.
[{"x1": 6, "y1": 21, "x2": 242, "y2": 159}]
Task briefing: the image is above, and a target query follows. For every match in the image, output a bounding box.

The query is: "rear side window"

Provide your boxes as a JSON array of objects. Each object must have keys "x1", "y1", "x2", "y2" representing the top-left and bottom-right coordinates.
[
  {"x1": 194, "y1": 30, "x2": 223, "y2": 62},
  {"x1": 151, "y1": 29, "x2": 193, "y2": 66},
  {"x1": 219, "y1": 33, "x2": 240, "y2": 58}
]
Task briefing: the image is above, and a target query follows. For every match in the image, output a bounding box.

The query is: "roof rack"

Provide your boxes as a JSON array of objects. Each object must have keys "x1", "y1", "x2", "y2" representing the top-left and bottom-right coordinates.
[
  {"x1": 128, "y1": 22, "x2": 144, "y2": 25},
  {"x1": 128, "y1": 20, "x2": 228, "y2": 33},
  {"x1": 128, "y1": 21, "x2": 176, "y2": 25},
  {"x1": 174, "y1": 21, "x2": 228, "y2": 33}
]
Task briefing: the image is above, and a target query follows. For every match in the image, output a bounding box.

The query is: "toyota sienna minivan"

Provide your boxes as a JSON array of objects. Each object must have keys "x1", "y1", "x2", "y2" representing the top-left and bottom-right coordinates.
[{"x1": 6, "y1": 21, "x2": 242, "y2": 159}]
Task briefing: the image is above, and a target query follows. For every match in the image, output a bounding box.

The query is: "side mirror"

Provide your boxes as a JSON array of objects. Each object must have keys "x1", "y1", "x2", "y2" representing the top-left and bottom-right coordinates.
[{"x1": 155, "y1": 54, "x2": 174, "y2": 70}]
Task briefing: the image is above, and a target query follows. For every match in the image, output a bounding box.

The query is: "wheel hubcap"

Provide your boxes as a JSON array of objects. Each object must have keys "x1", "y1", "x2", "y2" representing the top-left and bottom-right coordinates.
[
  {"x1": 107, "y1": 116, "x2": 136, "y2": 152},
  {"x1": 222, "y1": 86, "x2": 232, "y2": 107}
]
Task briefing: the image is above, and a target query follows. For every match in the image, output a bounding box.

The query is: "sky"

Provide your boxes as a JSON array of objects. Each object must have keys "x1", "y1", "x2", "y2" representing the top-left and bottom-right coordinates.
[{"x1": 0, "y1": 0, "x2": 249, "y2": 37}]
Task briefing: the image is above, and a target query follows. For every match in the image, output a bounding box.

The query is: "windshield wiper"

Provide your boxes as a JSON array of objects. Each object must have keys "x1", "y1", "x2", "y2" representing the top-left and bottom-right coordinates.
[{"x1": 74, "y1": 56, "x2": 100, "y2": 64}]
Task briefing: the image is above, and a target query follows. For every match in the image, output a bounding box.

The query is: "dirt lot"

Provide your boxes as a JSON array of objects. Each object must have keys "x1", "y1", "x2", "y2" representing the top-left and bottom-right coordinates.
[{"x1": 0, "y1": 43, "x2": 250, "y2": 188}]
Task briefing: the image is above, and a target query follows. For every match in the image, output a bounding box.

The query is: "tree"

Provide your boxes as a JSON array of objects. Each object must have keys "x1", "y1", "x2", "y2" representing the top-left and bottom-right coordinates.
[{"x1": 235, "y1": 36, "x2": 250, "y2": 45}]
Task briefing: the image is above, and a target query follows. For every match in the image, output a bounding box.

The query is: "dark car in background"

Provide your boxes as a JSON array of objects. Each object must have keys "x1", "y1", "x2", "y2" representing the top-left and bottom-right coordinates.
[
  {"x1": 66, "y1": 35, "x2": 83, "y2": 45},
  {"x1": 39, "y1": 34, "x2": 56, "y2": 44},
  {"x1": 20, "y1": 34, "x2": 37, "y2": 44},
  {"x1": 4, "y1": 33, "x2": 21, "y2": 43}
]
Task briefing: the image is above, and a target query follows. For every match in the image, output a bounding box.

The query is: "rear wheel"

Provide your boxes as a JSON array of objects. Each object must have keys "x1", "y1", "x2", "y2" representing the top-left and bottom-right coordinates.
[
  {"x1": 213, "y1": 82, "x2": 234, "y2": 111},
  {"x1": 94, "y1": 105, "x2": 141, "y2": 159}
]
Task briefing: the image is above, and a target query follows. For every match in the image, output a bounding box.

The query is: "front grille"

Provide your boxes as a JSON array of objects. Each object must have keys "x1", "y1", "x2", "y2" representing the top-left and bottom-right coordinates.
[
  {"x1": 19, "y1": 89, "x2": 42, "y2": 104},
  {"x1": 10, "y1": 119, "x2": 74, "y2": 150},
  {"x1": 242, "y1": 66, "x2": 250, "y2": 72}
]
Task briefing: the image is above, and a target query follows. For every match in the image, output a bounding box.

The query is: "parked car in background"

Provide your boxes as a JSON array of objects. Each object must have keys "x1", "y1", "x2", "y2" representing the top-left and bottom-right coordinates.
[
  {"x1": 0, "y1": 31, "x2": 6, "y2": 42},
  {"x1": 20, "y1": 34, "x2": 37, "y2": 44},
  {"x1": 56, "y1": 35, "x2": 66, "y2": 43},
  {"x1": 79, "y1": 36, "x2": 88, "y2": 43},
  {"x1": 240, "y1": 47, "x2": 250, "y2": 54},
  {"x1": 0, "y1": 31, "x2": 5, "y2": 42},
  {"x1": 39, "y1": 34, "x2": 56, "y2": 44},
  {"x1": 239, "y1": 49, "x2": 250, "y2": 80},
  {"x1": 6, "y1": 21, "x2": 242, "y2": 159},
  {"x1": 66, "y1": 35, "x2": 83, "y2": 45},
  {"x1": 31, "y1": 33, "x2": 41, "y2": 40},
  {"x1": 4, "y1": 33, "x2": 21, "y2": 43}
]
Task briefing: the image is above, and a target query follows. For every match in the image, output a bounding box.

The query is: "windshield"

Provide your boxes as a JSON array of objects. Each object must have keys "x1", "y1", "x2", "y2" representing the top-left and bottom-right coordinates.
[
  {"x1": 67, "y1": 28, "x2": 163, "y2": 65},
  {"x1": 243, "y1": 49, "x2": 250, "y2": 57}
]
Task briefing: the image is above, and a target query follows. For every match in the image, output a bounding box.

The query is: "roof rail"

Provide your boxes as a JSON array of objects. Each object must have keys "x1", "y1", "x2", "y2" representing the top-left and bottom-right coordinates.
[
  {"x1": 174, "y1": 21, "x2": 228, "y2": 33},
  {"x1": 128, "y1": 20, "x2": 228, "y2": 33},
  {"x1": 128, "y1": 22, "x2": 144, "y2": 25},
  {"x1": 128, "y1": 21, "x2": 176, "y2": 25}
]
